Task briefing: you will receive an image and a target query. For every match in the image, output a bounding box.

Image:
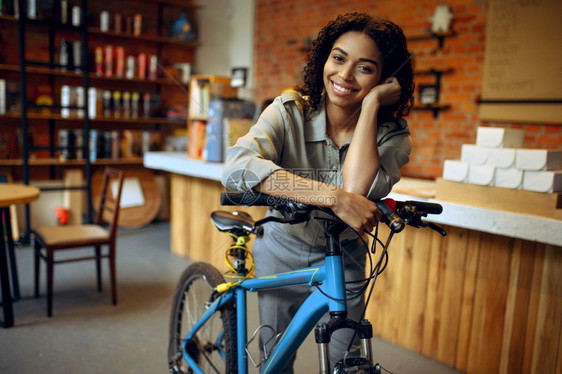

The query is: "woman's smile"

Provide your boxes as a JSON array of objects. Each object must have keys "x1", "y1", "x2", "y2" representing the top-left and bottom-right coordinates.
[{"x1": 330, "y1": 80, "x2": 358, "y2": 95}]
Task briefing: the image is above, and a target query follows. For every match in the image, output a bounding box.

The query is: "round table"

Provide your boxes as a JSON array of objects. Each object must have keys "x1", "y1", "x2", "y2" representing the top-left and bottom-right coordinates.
[
  {"x1": 0, "y1": 184, "x2": 40, "y2": 207},
  {"x1": 0, "y1": 183, "x2": 40, "y2": 328}
]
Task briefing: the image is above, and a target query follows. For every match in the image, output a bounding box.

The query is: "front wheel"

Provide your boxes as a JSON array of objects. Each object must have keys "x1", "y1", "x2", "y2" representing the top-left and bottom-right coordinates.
[{"x1": 168, "y1": 262, "x2": 237, "y2": 373}]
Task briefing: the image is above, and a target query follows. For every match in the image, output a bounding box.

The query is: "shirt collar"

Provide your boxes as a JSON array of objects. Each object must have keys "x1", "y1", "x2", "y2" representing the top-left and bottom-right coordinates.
[
  {"x1": 305, "y1": 97, "x2": 328, "y2": 142},
  {"x1": 305, "y1": 97, "x2": 353, "y2": 149}
]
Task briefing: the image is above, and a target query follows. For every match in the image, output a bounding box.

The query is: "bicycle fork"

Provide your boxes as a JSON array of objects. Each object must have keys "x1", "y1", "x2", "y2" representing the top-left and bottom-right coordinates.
[
  {"x1": 315, "y1": 222, "x2": 381, "y2": 374},
  {"x1": 315, "y1": 314, "x2": 377, "y2": 374}
]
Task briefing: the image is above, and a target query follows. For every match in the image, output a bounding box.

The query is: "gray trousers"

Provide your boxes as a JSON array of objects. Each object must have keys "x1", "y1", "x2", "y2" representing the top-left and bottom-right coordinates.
[{"x1": 252, "y1": 221, "x2": 368, "y2": 373}]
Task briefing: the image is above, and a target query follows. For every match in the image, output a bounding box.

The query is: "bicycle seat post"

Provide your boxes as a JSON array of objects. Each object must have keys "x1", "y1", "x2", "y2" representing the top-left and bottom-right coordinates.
[
  {"x1": 234, "y1": 235, "x2": 249, "y2": 277},
  {"x1": 324, "y1": 220, "x2": 346, "y2": 256}
]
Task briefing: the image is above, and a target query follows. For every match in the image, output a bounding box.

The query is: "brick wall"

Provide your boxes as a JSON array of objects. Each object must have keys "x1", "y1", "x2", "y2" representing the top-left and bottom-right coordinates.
[{"x1": 253, "y1": 0, "x2": 562, "y2": 179}]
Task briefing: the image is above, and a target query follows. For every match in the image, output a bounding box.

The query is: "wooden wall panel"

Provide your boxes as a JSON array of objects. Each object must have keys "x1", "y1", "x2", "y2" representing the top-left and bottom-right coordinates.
[
  {"x1": 499, "y1": 239, "x2": 523, "y2": 374},
  {"x1": 365, "y1": 224, "x2": 562, "y2": 374},
  {"x1": 397, "y1": 228, "x2": 431, "y2": 353},
  {"x1": 454, "y1": 229, "x2": 481, "y2": 372},
  {"x1": 421, "y1": 228, "x2": 446, "y2": 359},
  {"x1": 530, "y1": 245, "x2": 562, "y2": 373},
  {"x1": 467, "y1": 234, "x2": 512, "y2": 373},
  {"x1": 370, "y1": 226, "x2": 403, "y2": 343},
  {"x1": 522, "y1": 244, "x2": 545, "y2": 374},
  {"x1": 434, "y1": 229, "x2": 468, "y2": 366}
]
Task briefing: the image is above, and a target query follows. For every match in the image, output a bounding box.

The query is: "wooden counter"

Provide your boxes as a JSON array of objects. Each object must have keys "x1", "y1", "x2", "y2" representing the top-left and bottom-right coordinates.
[
  {"x1": 144, "y1": 151, "x2": 562, "y2": 374},
  {"x1": 143, "y1": 152, "x2": 266, "y2": 268}
]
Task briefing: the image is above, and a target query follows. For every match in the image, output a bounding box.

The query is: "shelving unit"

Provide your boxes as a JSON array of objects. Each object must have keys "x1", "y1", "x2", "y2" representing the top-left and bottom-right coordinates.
[
  {"x1": 0, "y1": 0, "x2": 199, "y2": 241},
  {"x1": 406, "y1": 30, "x2": 456, "y2": 49},
  {"x1": 412, "y1": 66, "x2": 454, "y2": 117},
  {"x1": 406, "y1": 32, "x2": 456, "y2": 118},
  {"x1": 186, "y1": 74, "x2": 237, "y2": 159}
]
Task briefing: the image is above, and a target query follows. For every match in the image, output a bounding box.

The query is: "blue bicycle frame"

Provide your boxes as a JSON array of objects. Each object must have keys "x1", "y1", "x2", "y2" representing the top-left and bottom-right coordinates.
[{"x1": 182, "y1": 254, "x2": 349, "y2": 374}]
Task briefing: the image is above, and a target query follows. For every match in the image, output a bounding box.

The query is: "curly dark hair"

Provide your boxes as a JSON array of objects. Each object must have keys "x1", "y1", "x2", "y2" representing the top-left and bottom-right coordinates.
[{"x1": 296, "y1": 12, "x2": 415, "y2": 120}]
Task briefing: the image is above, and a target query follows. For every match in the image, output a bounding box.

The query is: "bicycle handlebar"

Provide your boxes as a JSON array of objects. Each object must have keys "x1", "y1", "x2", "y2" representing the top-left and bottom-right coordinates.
[
  {"x1": 220, "y1": 191, "x2": 445, "y2": 235},
  {"x1": 395, "y1": 200, "x2": 443, "y2": 215},
  {"x1": 220, "y1": 191, "x2": 297, "y2": 207},
  {"x1": 376, "y1": 199, "x2": 405, "y2": 233}
]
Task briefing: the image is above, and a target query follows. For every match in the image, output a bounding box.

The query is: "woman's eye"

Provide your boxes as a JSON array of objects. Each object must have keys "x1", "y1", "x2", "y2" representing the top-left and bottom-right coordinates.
[
  {"x1": 358, "y1": 65, "x2": 373, "y2": 73},
  {"x1": 332, "y1": 55, "x2": 344, "y2": 62}
]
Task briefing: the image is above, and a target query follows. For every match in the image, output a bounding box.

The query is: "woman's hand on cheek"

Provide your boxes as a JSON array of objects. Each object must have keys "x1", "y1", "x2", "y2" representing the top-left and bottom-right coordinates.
[{"x1": 364, "y1": 77, "x2": 402, "y2": 108}]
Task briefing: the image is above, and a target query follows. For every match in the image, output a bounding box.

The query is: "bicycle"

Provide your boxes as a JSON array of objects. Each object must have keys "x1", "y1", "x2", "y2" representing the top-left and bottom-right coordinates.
[{"x1": 168, "y1": 191, "x2": 446, "y2": 374}]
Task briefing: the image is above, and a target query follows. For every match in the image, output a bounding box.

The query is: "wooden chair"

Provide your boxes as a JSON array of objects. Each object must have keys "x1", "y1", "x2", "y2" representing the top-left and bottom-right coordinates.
[{"x1": 33, "y1": 167, "x2": 124, "y2": 317}]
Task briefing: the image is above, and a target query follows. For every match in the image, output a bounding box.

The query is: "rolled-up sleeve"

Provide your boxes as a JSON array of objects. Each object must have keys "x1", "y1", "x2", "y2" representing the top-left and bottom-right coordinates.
[
  {"x1": 221, "y1": 98, "x2": 286, "y2": 191},
  {"x1": 365, "y1": 120, "x2": 412, "y2": 200}
]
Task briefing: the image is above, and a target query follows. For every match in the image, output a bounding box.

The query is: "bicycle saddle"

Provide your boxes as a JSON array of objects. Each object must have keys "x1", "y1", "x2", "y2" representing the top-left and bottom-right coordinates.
[{"x1": 211, "y1": 210, "x2": 255, "y2": 234}]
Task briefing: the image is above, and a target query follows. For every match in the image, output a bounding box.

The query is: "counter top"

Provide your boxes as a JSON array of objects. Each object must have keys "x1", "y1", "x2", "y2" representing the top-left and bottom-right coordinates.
[
  {"x1": 145, "y1": 151, "x2": 562, "y2": 246},
  {"x1": 388, "y1": 191, "x2": 561, "y2": 247},
  {"x1": 144, "y1": 152, "x2": 223, "y2": 181}
]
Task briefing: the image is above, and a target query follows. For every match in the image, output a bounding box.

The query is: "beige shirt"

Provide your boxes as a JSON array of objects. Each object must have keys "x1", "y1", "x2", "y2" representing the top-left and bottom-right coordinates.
[{"x1": 221, "y1": 91, "x2": 412, "y2": 246}]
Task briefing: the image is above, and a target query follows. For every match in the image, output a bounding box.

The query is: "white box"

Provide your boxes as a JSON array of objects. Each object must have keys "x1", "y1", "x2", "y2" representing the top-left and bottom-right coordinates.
[
  {"x1": 468, "y1": 164, "x2": 495, "y2": 186},
  {"x1": 476, "y1": 127, "x2": 524, "y2": 148},
  {"x1": 495, "y1": 167, "x2": 523, "y2": 189},
  {"x1": 487, "y1": 148, "x2": 516, "y2": 168},
  {"x1": 443, "y1": 160, "x2": 469, "y2": 182},
  {"x1": 516, "y1": 149, "x2": 562, "y2": 171},
  {"x1": 461, "y1": 144, "x2": 489, "y2": 165},
  {"x1": 522, "y1": 170, "x2": 562, "y2": 193}
]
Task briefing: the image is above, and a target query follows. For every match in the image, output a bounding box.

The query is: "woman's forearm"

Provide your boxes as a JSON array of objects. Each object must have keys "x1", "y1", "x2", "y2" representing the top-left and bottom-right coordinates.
[
  {"x1": 342, "y1": 102, "x2": 380, "y2": 196},
  {"x1": 254, "y1": 170, "x2": 340, "y2": 208}
]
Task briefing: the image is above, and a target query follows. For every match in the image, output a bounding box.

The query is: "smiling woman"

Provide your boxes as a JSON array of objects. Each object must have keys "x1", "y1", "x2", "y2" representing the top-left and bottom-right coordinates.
[{"x1": 221, "y1": 12, "x2": 414, "y2": 372}]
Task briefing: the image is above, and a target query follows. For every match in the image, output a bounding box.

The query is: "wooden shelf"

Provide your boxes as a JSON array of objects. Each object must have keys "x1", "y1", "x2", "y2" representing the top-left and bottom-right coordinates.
[
  {"x1": 0, "y1": 63, "x2": 189, "y2": 87},
  {"x1": 0, "y1": 15, "x2": 200, "y2": 47},
  {"x1": 157, "y1": 0, "x2": 200, "y2": 8},
  {"x1": 87, "y1": 28, "x2": 200, "y2": 48},
  {"x1": 1, "y1": 63, "x2": 83, "y2": 77},
  {"x1": 406, "y1": 30, "x2": 455, "y2": 41},
  {"x1": 413, "y1": 103, "x2": 451, "y2": 118},
  {"x1": 0, "y1": 112, "x2": 185, "y2": 125},
  {"x1": 0, "y1": 14, "x2": 16, "y2": 22},
  {"x1": 413, "y1": 103, "x2": 451, "y2": 109},
  {"x1": 406, "y1": 31, "x2": 455, "y2": 50},
  {"x1": 0, "y1": 158, "x2": 144, "y2": 167},
  {"x1": 414, "y1": 67, "x2": 454, "y2": 75},
  {"x1": 86, "y1": 73, "x2": 189, "y2": 87}
]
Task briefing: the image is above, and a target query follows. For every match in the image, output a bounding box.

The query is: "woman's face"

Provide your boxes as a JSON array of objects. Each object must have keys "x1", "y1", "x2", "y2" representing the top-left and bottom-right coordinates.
[{"x1": 323, "y1": 31, "x2": 383, "y2": 110}]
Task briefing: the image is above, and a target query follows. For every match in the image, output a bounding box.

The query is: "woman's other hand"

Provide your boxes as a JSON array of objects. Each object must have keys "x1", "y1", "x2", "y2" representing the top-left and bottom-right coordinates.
[
  {"x1": 363, "y1": 77, "x2": 401, "y2": 108},
  {"x1": 331, "y1": 189, "x2": 382, "y2": 235}
]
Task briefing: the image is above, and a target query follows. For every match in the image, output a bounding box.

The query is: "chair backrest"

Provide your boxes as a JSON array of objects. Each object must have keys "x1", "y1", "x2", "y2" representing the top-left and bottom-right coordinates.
[{"x1": 95, "y1": 167, "x2": 124, "y2": 240}]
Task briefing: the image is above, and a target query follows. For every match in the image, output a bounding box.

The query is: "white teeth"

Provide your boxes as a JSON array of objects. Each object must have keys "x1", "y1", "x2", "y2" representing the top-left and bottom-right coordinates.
[{"x1": 333, "y1": 82, "x2": 352, "y2": 93}]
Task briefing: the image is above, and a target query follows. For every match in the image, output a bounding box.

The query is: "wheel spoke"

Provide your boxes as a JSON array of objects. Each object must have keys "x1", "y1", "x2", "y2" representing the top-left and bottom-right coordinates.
[{"x1": 168, "y1": 263, "x2": 237, "y2": 373}]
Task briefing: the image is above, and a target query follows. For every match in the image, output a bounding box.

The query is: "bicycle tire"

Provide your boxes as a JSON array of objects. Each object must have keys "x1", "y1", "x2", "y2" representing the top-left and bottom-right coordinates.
[{"x1": 168, "y1": 262, "x2": 238, "y2": 374}]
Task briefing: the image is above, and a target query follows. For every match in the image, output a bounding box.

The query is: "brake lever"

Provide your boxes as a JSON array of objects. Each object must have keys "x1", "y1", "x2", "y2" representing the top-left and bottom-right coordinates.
[
  {"x1": 411, "y1": 219, "x2": 447, "y2": 237},
  {"x1": 253, "y1": 209, "x2": 311, "y2": 228},
  {"x1": 427, "y1": 222, "x2": 447, "y2": 236}
]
